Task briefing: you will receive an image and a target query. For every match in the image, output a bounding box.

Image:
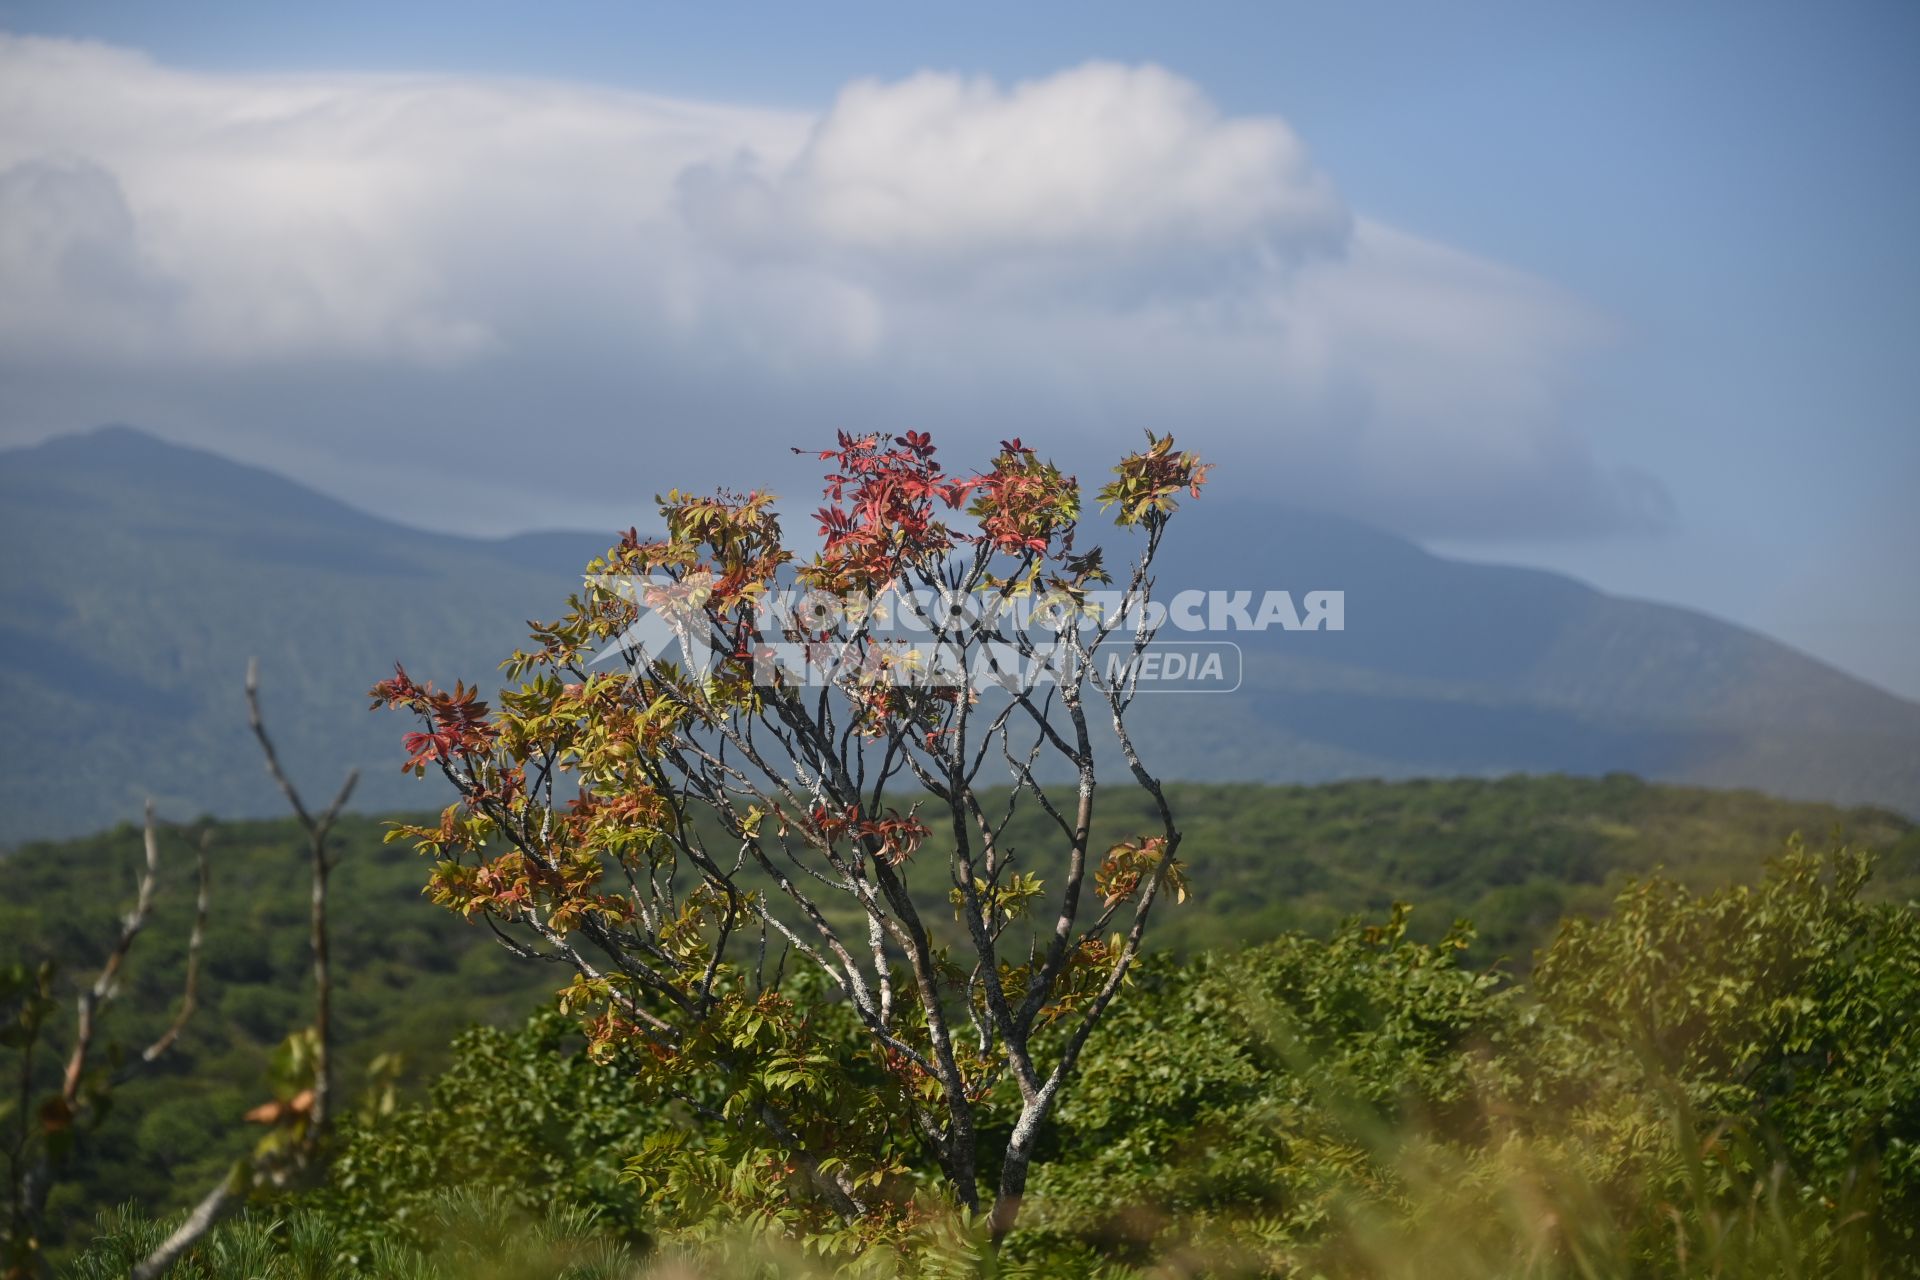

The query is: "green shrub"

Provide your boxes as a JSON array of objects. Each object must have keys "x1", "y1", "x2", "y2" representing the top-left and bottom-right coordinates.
[{"x1": 62, "y1": 842, "x2": 1920, "y2": 1278}]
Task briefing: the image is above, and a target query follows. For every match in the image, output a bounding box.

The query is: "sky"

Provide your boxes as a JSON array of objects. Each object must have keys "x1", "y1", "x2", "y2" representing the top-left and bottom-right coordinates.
[{"x1": 0, "y1": 0, "x2": 1916, "y2": 697}]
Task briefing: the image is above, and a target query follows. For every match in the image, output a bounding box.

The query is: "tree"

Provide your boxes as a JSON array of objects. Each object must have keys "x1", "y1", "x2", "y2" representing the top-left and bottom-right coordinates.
[
  {"x1": 125, "y1": 664, "x2": 359, "y2": 1280},
  {"x1": 372, "y1": 430, "x2": 1209, "y2": 1242},
  {"x1": 3, "y1": 803, "x2": 208, "y2": 1277},
  {"x1": 0, "y1": 664, "x2": 357, "y2": 1279}
]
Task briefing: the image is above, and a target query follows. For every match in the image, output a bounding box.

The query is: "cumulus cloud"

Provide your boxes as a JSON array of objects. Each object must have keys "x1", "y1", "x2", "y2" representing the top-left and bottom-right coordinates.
[
  {"x1": 0, "y1": 34, "x2": 1665, "y2": 540},
  {"x1": 679, "y1": 64, "x2": 1349, "y2": 280}
]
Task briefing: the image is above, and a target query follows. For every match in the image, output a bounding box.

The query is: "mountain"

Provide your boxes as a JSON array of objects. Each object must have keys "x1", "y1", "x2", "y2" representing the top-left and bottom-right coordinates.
[
  {"x1": 0, "y1": 426, "x2": 611, "y2": 841},
  {"x1": 1120, "y1": 499, "x2": 1920, "y2": 810},
  {"x1": 2, "y1": 425, "x2": 1917, "y2": 841}
]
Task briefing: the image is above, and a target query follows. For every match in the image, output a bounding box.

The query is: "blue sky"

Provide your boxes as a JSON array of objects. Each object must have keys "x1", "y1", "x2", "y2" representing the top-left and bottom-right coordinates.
[{"x1": 1, "y1": 0, "x2": 1916, "y2": 696}]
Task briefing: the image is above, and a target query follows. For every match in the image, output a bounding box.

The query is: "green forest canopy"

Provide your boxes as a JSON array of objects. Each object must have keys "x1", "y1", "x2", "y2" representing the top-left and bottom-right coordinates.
[{"x1": 5, "y1": 773, "x2": 1917, "y2": 1269}]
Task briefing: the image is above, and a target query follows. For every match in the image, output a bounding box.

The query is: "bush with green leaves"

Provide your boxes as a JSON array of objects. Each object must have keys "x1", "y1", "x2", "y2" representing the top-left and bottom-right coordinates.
[
  {"x1": 1534, "y1": 840, "x2": 1920, "y2": 1260},
  {"x1": 1016, "y1": 908, "x2": 1519, "y2": 1267},
  {"x1": 66, "y1": 842, "x2": 1920, "y2": 1278},
  {"x1": 304, "y1": 1009, "x2": 664, "y2": 1262},
  {"x1": 1014, "y1": 843, "x2": 1918, "y2": 1277}
]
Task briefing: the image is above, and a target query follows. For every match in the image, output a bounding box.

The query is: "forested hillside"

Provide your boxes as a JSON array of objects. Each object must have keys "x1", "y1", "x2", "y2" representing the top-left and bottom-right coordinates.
[
  {"x1": 44, "y1": 832, "x2": 1920, "y2": 1277},
  {"x1": 4, "y1": 774, "x2": 1914, "y2": 1264}
]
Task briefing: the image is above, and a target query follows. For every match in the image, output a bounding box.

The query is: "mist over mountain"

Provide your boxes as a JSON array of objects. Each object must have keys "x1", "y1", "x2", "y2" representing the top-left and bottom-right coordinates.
[{"x1": 2, "y1": 425, "x2": 1915, "y2": 842}]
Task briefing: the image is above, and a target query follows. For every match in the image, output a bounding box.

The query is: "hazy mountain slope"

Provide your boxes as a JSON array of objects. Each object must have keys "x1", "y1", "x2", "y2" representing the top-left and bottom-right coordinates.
[
  {"x1": 2, "y1": 426, "x2": 1916, "y2": 840},
  {"x1": 1128, "y1": 499, "x2": 1920, "y2": 810},
  {"x1": 0, "y1": 426, "x2": 612, "y2": 840}
]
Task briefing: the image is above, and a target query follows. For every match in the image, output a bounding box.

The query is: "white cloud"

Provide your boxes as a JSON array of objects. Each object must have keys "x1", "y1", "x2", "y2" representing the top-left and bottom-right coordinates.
[
  {"x1": 678, "y1": 63, "x2": 1348, "y2": 275},
  {"x1": 0, "y1": 155, "x2": 181, "y2": 353},
  {"x1": 0, "y1": 34, "x2": 1663, "y2": 539},
  {"x1": 0, "y1": 35, "x2": 803, "y2": 365}
]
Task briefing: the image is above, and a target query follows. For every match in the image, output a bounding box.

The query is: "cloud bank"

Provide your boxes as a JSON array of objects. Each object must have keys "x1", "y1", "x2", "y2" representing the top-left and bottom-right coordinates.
[{"x1": 0, "y1": 35, "x2": 1668, "y2": 539}]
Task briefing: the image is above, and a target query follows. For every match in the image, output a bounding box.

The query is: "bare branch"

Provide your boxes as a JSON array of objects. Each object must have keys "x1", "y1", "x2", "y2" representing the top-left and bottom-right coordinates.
[
  {"x1": 244, "y1": 658, "x2": 358, "y2": 1137},
  {"x1": 61, "y1": 799, "x2": 163, "y2": 1108},
  {"x1": 130, "y1": 1170, "x2": 239, "y2": 1280},
  {"x1": 117, "y1": 826, "x2": 213, "y2": 1083}
]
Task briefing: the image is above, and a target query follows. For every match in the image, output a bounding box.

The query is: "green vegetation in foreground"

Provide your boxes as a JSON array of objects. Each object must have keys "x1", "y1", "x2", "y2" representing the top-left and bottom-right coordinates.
[
  {"x1": 3, "y1": 775, "x2": 1916, "y2": 1269},
  {"x1": 64, "y1": 844, "x2": 1920, "y2": 1277},
  {"x1": 0, "y1": 812, "x2": 558, "y2": 1246}
]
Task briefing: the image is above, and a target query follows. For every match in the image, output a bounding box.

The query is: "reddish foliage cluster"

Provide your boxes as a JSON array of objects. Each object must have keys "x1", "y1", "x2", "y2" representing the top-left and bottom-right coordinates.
[
  {"x1": 802, "y1": 802, "x2": 931, "y2": 867},
  {"x1": 802, "y1": 431, "x2": 981, "y2": 592},
  {"x1": 968, "y1": 438, "x2": 1080, "y2": 558},
  {"x1": 1094, "y1": 835, "x2": 1188, "y2": 909},
  {"x1": 369, "y1": 664, "x2": 498, "y2": 775}
]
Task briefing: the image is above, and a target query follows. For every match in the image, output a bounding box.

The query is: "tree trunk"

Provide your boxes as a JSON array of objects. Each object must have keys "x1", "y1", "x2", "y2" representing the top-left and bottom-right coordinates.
[{"x1": 988, "y1": 1101, "x2": 1051, "y2": 1242}]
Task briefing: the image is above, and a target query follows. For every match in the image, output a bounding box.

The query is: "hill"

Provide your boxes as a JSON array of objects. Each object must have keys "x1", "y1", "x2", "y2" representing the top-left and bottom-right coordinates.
[
  {"x1": 2, "y1": 425, "x2": 1918, "y2": 842},
  {"x1": 0, "y1": 425, "x2": 609, "y2": 841},
  {"x1": 1125, "y1": 498, "x2": 1920, "y2": 814}
]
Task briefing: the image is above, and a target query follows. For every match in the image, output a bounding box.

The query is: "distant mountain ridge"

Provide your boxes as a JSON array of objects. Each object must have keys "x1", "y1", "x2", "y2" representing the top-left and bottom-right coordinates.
[
  {"x1": 1120, "y1": 499, "x2": 1920, "y2": 811},
  {"x1": 0, "y1": 426, "x2": 614, "y2": 841},
  {"x1": 1, "y1": 425, "x2": 1916, "y2": 841}
]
